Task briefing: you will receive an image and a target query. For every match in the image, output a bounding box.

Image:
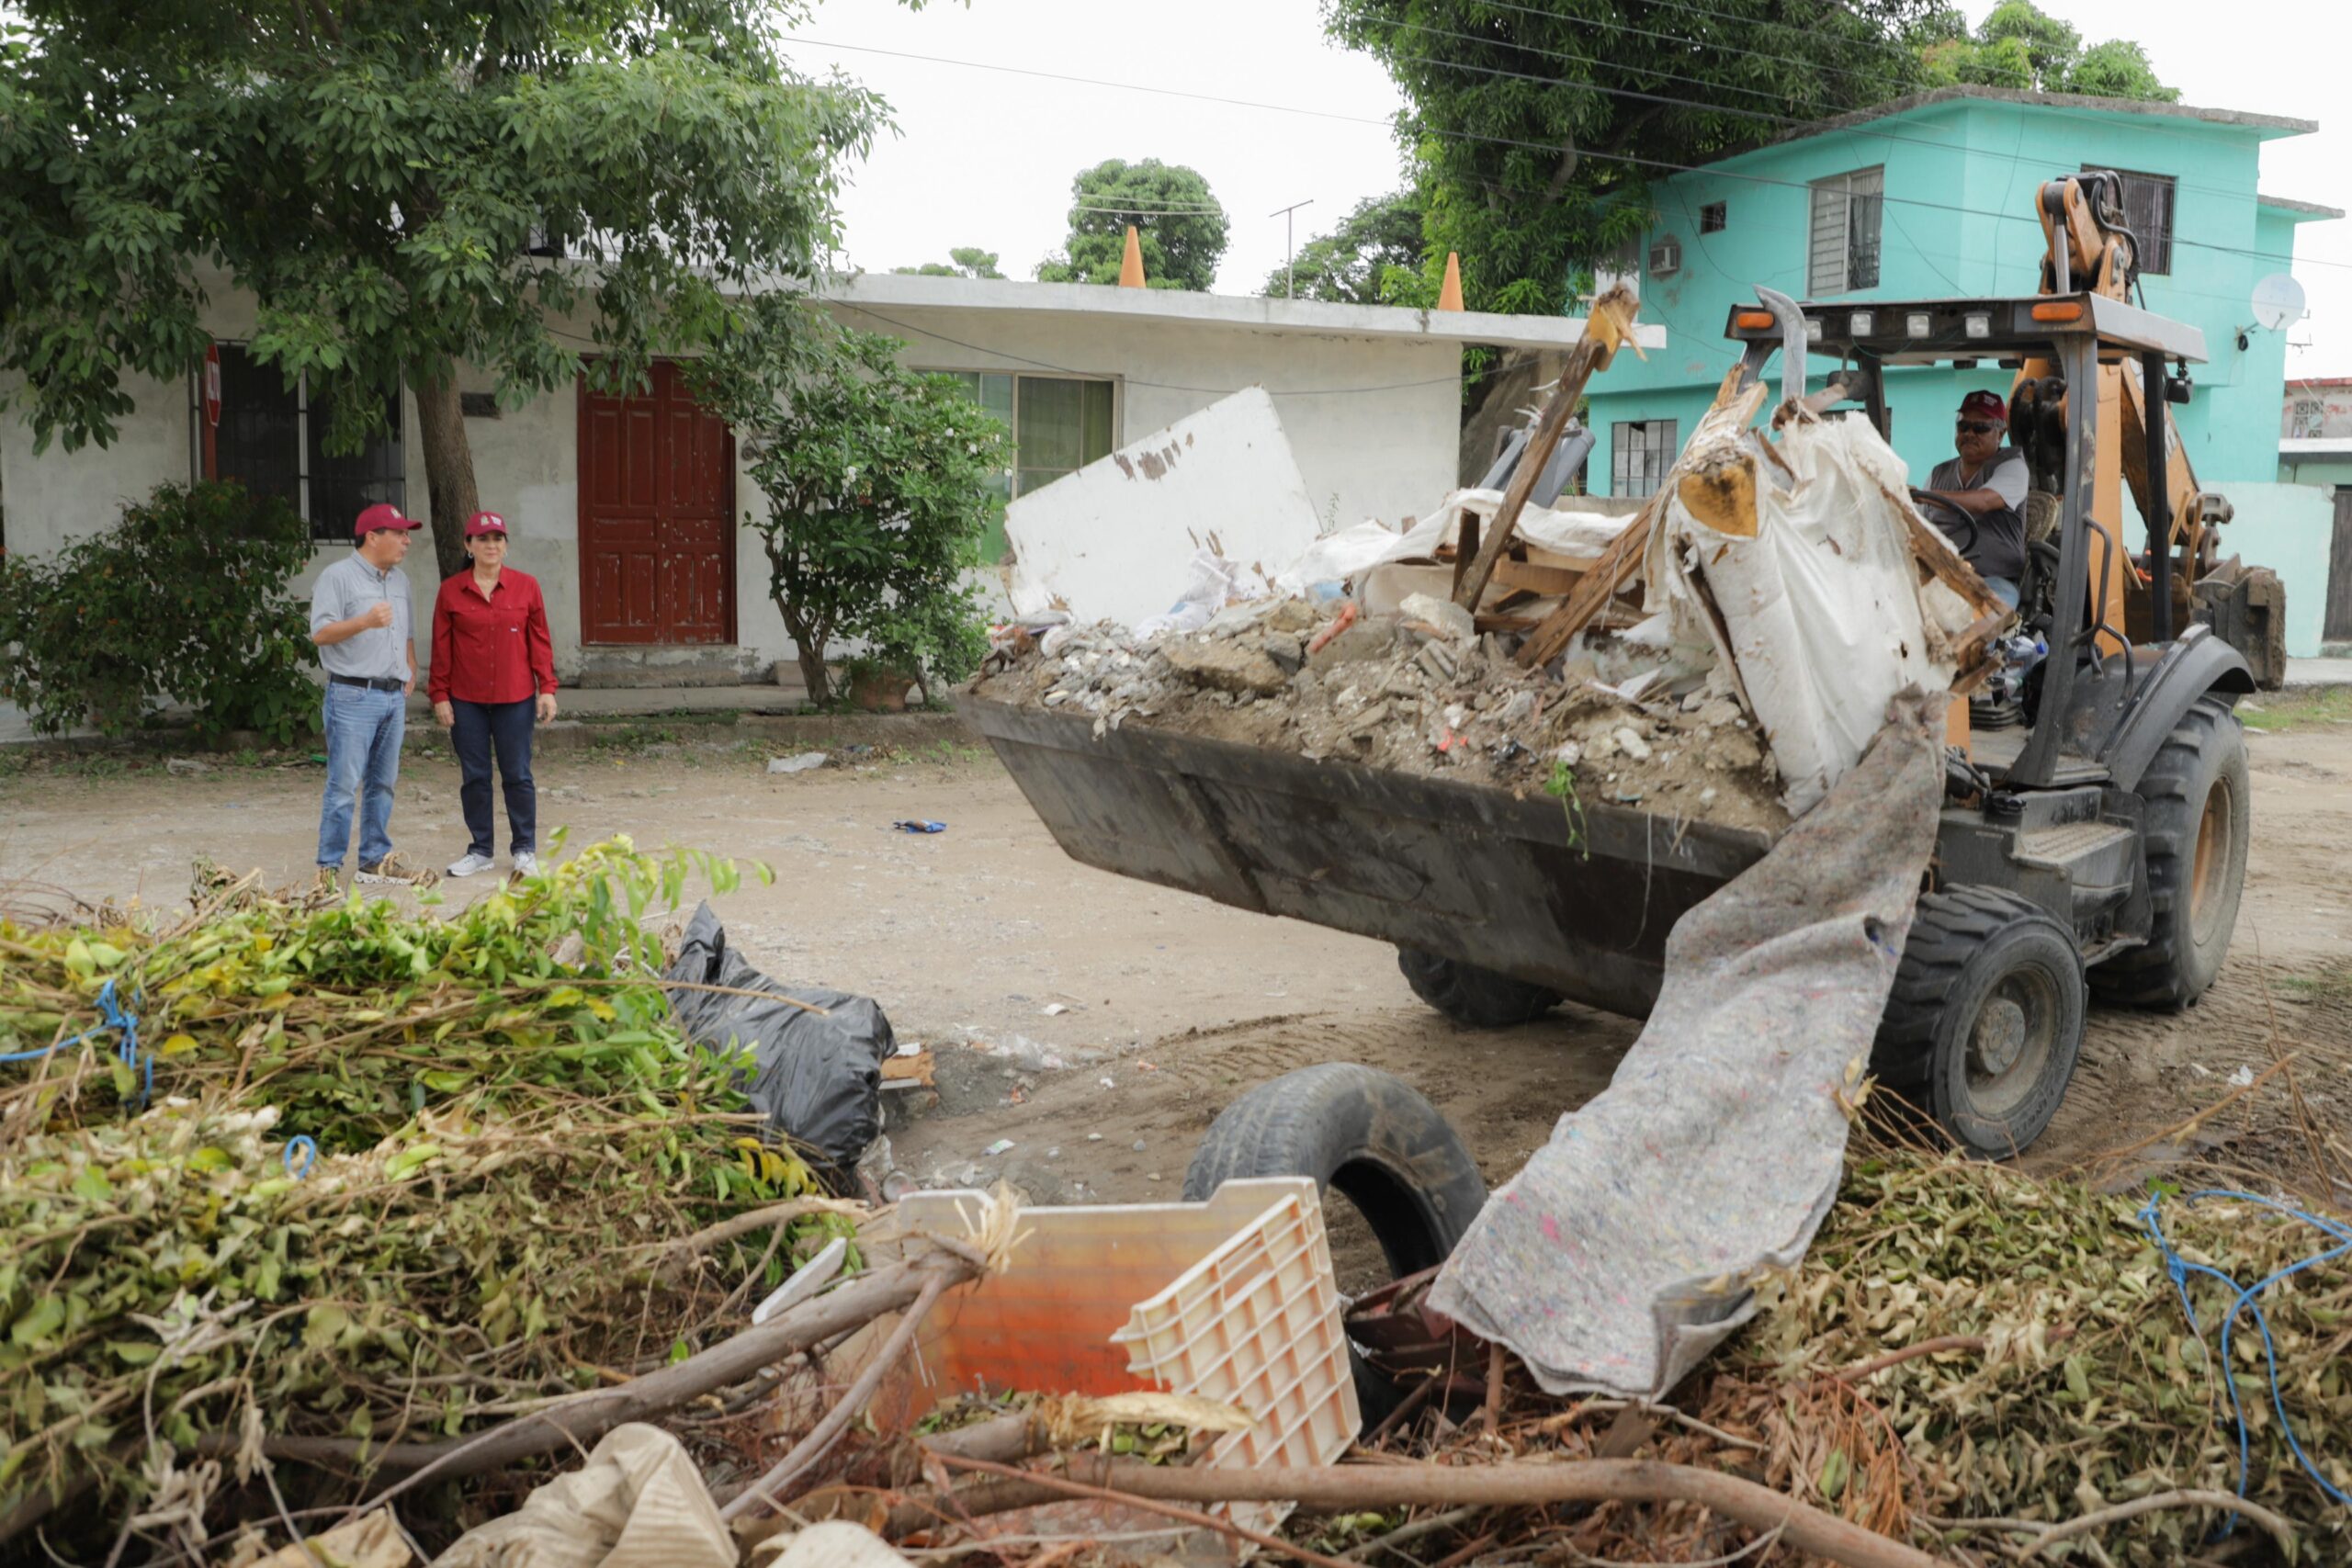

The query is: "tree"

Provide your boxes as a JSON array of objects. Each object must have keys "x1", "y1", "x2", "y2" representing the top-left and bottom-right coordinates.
[
  {"x1": 0, "y1": 0, "x2": 881, "y2": 583},
  {"x1": 1325, "y1": 0, "x2": 2175, "y2": 335},
  {"x1": 892, "y1": 247, "x2": 1006, "y2": 279},
  {"x1": 1262, "y1": 191, "x2": 1428, "y2": 305},
  {"x1": 698, "y1": 304, "x2": 1009, "y2": 705},
  {"x1": 1912, "y1": 1, "x2": 2177, "y2": 100},
  {"x1": 1326, "y1": 0, "x2": 1936, "y2": 321},
  {"x1": 1035, "y1": 159, "x2": 1228, "y2": 291}
]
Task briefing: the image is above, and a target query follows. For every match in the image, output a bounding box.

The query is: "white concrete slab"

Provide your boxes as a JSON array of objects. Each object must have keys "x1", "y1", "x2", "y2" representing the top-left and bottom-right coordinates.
[{"x1": 1005, "y1": 388, "x2": 1323, "y2": 628}]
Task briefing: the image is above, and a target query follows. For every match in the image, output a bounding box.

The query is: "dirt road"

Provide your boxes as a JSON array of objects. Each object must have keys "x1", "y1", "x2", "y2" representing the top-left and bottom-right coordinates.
[{"x1": 3, "y1": 700, "x2": 2346, "y2": 1213}]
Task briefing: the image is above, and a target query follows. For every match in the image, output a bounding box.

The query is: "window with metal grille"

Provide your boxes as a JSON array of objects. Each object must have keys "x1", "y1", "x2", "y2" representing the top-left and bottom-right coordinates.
[
  {"x1": 192, "y1": 344, "x2": 403, "y2": 543},
  {"x1": 2085, "y1": 165, "x2": 2175, "y2": 276},
  {"x1": 1807, "y1": 167, "x2": 1883, "y2": 296},
  {"x1": 1700, "y1": 201, "x2": 1727, "y2": 233},
  {"x1": 1611, "y1": 420, "x2": 1678, "y2": 499}
]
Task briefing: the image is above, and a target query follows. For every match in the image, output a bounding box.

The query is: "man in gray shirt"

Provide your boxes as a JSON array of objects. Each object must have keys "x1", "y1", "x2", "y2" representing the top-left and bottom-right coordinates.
[
  {"x1": 1911, "y1": 389, "x2": 2029, "y2": 608},
  {"x1": 309, "y1": 504, "x2": 438, "y2": 890}
]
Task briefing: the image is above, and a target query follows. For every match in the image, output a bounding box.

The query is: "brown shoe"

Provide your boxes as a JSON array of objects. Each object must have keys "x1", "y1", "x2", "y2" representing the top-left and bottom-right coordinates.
[
  {"x1": 306, "y1": 866, "x2": 343, "y2": 902},
  {"x1": 355, "y1": 853, "x2": 440, "y2": 889}
]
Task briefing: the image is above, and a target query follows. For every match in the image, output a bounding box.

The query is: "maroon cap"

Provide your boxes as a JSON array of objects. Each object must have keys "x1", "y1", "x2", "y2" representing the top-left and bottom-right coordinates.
[
  {"x1": 354, "y1": 503, "x2": 421, "y2": 539},
  {"x1": 465, "y1": 511, "x2": 509, "y2": 538},
  {"x1": 1957, "y1": 389, "x2": 2008, "y2": 423}
]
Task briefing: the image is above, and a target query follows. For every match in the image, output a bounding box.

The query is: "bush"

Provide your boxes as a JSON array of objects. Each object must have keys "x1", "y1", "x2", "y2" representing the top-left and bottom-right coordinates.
[
  {"x1": 695, "y1": 304, "x2": 1009, "y2": 706},
  {"x1": 0, "y1": 480, "x2": 317, "y2": 743}
]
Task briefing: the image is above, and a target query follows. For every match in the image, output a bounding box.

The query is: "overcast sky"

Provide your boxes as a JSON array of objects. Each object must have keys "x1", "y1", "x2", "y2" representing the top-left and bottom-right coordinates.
[{"x1": 786, "y1": 0, "x2": 2352, "y2": 378}]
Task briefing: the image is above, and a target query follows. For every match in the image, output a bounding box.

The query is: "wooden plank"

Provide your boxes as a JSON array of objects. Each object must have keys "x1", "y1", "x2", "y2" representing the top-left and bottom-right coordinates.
[
  {"x1": 1488, "y1": 558, "x2": 1585, "y2": 597},
  {"x1": 1453, "y1": 285, "x2": 1641, "y2": 611}
]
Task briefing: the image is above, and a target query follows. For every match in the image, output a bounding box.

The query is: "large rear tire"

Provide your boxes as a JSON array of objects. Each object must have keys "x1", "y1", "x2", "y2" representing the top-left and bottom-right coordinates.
[
  {"x1": 1396, "y1": 948, "x2": 1562, "y2": 1028},
  {"x1": 2091, "y1": 699, "x2": 2250, "y2": 1010},
  {"x1": 1873, "y1": 886, "x2": 2086, "y2": 1158}
]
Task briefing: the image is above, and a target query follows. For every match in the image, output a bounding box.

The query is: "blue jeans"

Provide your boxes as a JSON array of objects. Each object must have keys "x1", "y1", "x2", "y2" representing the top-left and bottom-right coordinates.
[
  {"x1": 1983, "y1": 575, "x2": 2021, "y2": 610},
  {"x1": 317, "y1": 682, "x2": 405, "y2": 868},
  {"x1": 451, "y1": 698, "x2": 537, "y2": 857}
]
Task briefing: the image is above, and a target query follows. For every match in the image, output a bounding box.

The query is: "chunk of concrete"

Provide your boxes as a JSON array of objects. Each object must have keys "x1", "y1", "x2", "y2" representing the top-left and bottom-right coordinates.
[
  {"x1": 767, "y1": 751, "x2": 830, "y2": 774},
  {"x1": 1161, "y1": 638, "x2": 1290, "y2": 697}
]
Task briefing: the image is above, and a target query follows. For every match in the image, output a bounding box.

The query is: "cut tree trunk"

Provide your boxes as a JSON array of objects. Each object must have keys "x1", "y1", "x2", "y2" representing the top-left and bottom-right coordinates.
[{"x1": 412, "y1": 364, "x2": 480, "y2": 584}]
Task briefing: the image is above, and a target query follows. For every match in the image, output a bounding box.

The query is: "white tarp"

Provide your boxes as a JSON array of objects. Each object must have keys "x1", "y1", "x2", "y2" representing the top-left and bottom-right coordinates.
[
  {"x1": 1645, "y1": 406, "x2": 1983, "y2": 815},
  {"x1": 1007, "y1": 388, "x2": 1322, "y2": 629},
  {"x1": 1274, "y1": 488, "x2": 1633, "y2": 593}
]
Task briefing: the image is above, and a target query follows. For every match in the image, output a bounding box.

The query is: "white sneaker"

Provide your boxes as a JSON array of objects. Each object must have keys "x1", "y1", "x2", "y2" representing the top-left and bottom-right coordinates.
[
  {"x1": 511, "y1": 850, "x2": 541, "y2": 877},
  {"x1": 446, "y1": 852, "x2": 496, "y2": 878}
]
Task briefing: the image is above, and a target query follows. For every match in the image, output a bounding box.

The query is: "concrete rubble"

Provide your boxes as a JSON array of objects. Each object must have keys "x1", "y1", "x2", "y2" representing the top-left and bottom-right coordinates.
[{"x1": 972, "y1": 592, "x2": 1789, "y2": 835}]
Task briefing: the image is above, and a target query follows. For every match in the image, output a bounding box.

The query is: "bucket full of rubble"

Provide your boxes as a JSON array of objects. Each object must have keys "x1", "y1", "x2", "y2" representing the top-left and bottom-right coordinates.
[{"x1": 963, "y1": 366, "x2": 2009, "y2": 1016}]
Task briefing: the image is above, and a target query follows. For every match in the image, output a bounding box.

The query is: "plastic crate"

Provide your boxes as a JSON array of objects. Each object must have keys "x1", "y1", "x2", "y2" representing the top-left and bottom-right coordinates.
[
  {"x1": 844, "y1": 1176, "x2": 1358, "y2": 1551},
  {"x1": 1109, "y1": 1179, "x2": 1360, "y2": 1538}
]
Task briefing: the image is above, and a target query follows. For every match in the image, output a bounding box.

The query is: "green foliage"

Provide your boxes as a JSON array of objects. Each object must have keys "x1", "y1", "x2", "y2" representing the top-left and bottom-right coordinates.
[
  {"x1": 1263, "y1": 190, "x2": 1429, "y2": 305},
  {"x1": 892, "y1": 246, "x2": 1006, "y2": 279},
  {"x1": 0, "y1": 0, "x2": 883, "y2": 577},
  {"x1": 1327, "y1": 0, "x2": 2172, "y2": 334},
  {"x1": 1035, "y1": 158, "x2": 1228, "y2": 291},
  {"x1": 0, "y1": 481, "x2": 316, "y2": 743},
  {"x1": 0, "y1": 839, "x2": 821, "y2": 1539},
  {"x1": 1911, "y1": 0, "x2": 2177, "y2": 99},
  {"x1": 696, "y1": 306, "x2": 1010, "y2": 705},
  {"x1": 1543, "y1": 758, "x2": 1588, "y2": 857}
]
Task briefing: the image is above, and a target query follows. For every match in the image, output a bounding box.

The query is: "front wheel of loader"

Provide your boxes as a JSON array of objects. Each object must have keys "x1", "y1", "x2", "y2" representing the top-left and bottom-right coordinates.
[
  {"x1": 1396, "y1": 948, "x2": 1562, "y2": 1028},
  {"x1": 2090, "y1": 699, "x2": 2250, "y2": 1010},
  {"x1": 1872, "y1": 887, "x2": 2086, "y2": 1159}
]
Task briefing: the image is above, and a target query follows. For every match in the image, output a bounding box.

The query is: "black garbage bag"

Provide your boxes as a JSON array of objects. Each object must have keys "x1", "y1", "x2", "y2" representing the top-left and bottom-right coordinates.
[{"x1": 662, "y1": 902, "x2": 892, "y2": 1176}]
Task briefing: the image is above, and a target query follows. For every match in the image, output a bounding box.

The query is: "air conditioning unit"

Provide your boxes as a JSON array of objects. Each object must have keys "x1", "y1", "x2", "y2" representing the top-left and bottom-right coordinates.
[{"x1": 1648, "y1": 236, "x2": 1682, "y2": 278}]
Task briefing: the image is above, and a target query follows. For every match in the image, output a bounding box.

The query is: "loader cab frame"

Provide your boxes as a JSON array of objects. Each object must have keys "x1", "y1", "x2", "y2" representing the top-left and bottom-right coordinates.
[{"x1": 1721, "y1": 291, "x2": 2249, "y2": 795}]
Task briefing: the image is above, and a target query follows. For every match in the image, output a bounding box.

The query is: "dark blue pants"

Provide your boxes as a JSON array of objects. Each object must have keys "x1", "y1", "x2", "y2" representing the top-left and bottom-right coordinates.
[{"x1": 451, "y1": 699, "x2": 536, "y2": 857}]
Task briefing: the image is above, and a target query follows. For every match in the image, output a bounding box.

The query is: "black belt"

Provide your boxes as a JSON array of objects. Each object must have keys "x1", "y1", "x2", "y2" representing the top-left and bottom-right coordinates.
[{"x1": 329, "y1": 674, "x2": 407, "y2": 693}]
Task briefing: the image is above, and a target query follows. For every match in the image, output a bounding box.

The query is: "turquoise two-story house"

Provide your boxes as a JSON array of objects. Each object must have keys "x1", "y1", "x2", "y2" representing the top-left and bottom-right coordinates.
[{"x1": 1579, "y1": 86, "x2": 2341, "y2": 650}]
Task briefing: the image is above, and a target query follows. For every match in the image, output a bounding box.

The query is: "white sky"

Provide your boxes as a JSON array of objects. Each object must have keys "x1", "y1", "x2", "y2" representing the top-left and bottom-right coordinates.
[{"x1": 788, "y1": 0, "x2": 2352, "y2": 376}]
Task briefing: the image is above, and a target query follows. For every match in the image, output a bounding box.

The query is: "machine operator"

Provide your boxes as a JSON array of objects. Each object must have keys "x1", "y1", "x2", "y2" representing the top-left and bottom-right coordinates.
[{"x1": 1910, "y1": 389, "x2": 2028, "y2": 609}]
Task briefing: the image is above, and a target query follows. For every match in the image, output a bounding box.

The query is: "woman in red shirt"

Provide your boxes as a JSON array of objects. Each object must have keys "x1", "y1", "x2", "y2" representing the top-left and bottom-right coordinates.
[{"x1": 428, "y1": 512, "x2": 558, "y2": 878}]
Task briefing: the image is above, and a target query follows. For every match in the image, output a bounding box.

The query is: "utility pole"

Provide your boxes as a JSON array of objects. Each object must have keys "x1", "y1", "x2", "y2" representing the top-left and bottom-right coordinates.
[{"x1": 1270, "y1": 198, "x2": 1314, "y2": 299}]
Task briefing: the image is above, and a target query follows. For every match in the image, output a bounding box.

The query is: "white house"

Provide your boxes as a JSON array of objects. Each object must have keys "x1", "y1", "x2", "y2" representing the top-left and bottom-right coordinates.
[{"x1": 0, "y1": 274, "x2": 1652, "y2": 692}]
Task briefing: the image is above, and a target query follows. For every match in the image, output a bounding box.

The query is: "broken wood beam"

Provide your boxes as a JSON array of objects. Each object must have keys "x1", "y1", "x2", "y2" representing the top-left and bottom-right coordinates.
[
  {"x1": 1512, "y1": 493, "x2": 1660, "y2": 669},
  {"x1": 1453, "y1": 285, "x2": 1642, "y2": 613}
]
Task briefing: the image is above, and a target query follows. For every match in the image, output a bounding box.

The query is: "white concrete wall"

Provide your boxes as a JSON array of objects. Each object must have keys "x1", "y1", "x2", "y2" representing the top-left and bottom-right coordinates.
[
  {"x1": 820, "y1": 299, "x2": 1462, "y2": 537},
  {"x1": 2, "y1": 287, "x2": 1462, "y2": 685}
]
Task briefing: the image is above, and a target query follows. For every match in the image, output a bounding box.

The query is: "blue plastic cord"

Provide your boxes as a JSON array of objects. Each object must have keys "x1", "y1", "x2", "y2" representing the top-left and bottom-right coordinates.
[
  {"x1": 0, "y1": 976, "x2": 149, "y2": 1105},
  {"x1": 282, "y1": 1134, "x2": 318, "y2": 1179},
  {"x1": 2138, "y1": 1186, "x2": 2352, "y2": 1536}
]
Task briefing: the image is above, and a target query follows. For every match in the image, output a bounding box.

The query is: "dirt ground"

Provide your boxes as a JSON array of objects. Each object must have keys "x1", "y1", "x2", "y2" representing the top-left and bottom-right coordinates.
[{"x1": 3, "y1": 695, "x2": 2347, "y2": 1225}]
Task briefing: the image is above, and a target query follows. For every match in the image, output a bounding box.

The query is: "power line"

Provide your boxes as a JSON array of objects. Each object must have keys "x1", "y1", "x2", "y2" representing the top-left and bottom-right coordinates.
[{"x1": 783, "y1": 36, "x2": 2352, "y2": 276}]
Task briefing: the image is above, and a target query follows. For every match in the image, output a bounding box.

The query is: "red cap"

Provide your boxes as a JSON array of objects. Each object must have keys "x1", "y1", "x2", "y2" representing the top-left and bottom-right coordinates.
[
  {"x1": 354, "y1": 503, "x2": 421, "y2": 539},
  {"x1": 1958, "y1": 390, "x2": 2008, "y2": 423},
  {"x1": 465, "y1": 511, "x2": 509, "y2": 538}
]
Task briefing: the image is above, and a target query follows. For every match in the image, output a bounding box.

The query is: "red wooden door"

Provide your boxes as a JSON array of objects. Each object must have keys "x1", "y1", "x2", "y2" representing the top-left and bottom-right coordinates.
[{"x1": 578, "y1": 361, "x2": 734, "y2": 645}]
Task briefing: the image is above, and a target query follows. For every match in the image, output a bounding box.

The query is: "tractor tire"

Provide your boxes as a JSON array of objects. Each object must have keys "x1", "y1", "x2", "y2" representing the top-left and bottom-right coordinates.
[
  {"x1": 2091, "y1": 699, "x2": 2250, "y2": 1010},
  {"x1": 1873, "y1": 886, "x2": 2086, "y2": 1158},
  {"x1": 1396, "y1": 948, "x2": 1562, "y2": 1028},
  {"x1": 1184, "y1": 1063, "x2": 1487, "y2": 1434}
]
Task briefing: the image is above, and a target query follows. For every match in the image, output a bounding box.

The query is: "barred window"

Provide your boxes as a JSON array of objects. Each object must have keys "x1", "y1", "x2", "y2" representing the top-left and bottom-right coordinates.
[{"x1": 1611, "y1": 420, "x2": 1679, "y2": 500}]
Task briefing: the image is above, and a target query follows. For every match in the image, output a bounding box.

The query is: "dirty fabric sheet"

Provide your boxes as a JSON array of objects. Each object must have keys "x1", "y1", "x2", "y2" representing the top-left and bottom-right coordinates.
[{"x1": 1425, "y1": 690, "x2": 1946, "y2": 1397}]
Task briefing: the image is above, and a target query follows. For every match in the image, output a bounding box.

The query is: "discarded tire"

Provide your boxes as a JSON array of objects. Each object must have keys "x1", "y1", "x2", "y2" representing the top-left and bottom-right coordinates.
[
  {"x1": 1183, "y1": 1062, "x2": 1487, "y2": 1273},
  {"x1": 2091, "y1": 699, "x2": 2250, "y2": 1010},
  {"x1": 1184, "y1": 1063, "x2": 1487, "y2": 1432},
  {"x1": 1872, "y1": 886, "x2": 2086, "y2": 1158},
  {"x1": 1395, "y1": 948, "x2": 1563, "y2": 1029}
]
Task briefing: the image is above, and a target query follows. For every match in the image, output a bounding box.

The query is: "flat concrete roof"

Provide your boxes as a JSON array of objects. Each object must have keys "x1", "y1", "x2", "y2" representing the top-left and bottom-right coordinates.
[
  {"x1": 2279, "y1": 437, "x2": 2352, "y2": 457},
  {"x1": 818, "y1": 272, "x2": 1667, "y2": 354},
  {"x1": 2258, "y1": 194, "x2": 2346, "y2": 221},
  {"x1": 1747, "y1": 85, "x2": 2317, "y2": 156}
]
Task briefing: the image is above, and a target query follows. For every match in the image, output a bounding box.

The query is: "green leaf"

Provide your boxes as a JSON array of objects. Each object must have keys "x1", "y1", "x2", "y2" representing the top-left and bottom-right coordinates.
[
  {"x1": 11, "y1": 1296, "x2": 66, "y2": 1348},
  {"x1": 303, "y1": 1303, "x2": 352, "y2": 1350}
]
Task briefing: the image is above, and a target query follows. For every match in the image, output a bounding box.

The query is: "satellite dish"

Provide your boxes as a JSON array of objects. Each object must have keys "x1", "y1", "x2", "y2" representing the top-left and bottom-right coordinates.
[{"x1": 2252, "y1": 273, "x2": 2307, "y2": 332}]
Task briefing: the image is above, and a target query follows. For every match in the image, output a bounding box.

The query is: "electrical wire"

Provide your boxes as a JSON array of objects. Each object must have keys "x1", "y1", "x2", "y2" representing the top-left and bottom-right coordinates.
[{"x1": 780, "y1": 36, "x2": 2352, "y2": 276}]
